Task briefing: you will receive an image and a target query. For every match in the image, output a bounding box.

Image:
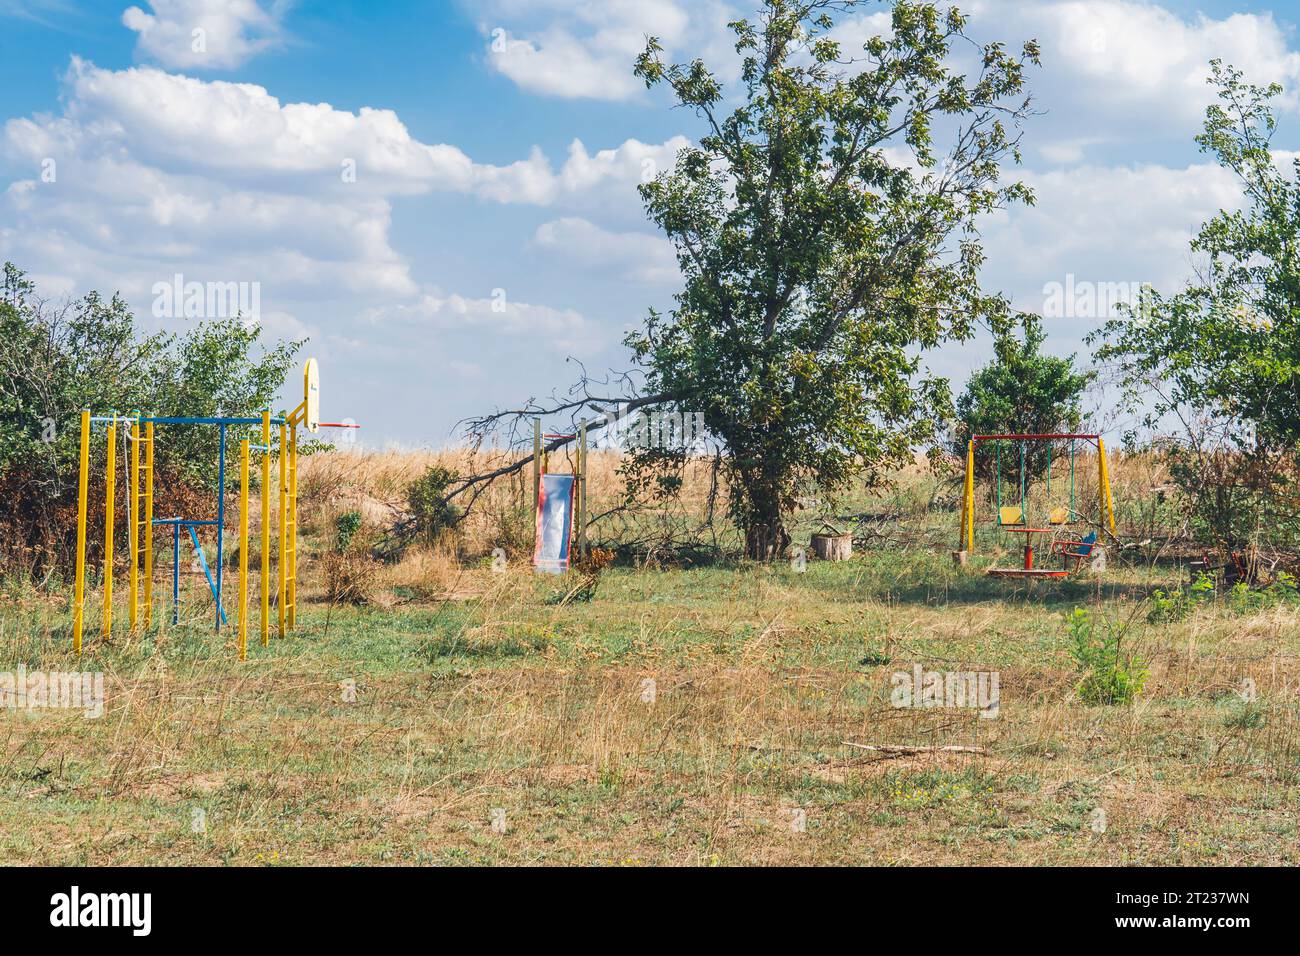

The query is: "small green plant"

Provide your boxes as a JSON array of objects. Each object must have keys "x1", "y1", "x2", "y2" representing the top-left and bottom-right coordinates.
[
  {"x1": 406, "y1": 466, "x2": 460, "y2": 544},
  {"x1": 1148, "y1": 572, "x2": 1215, "y2": 623},
  {"x1": 1223, "y1": 701, "x2": 1266, "y2": 730},
  {"x1": 1067, "y1": 607, "x2": 1147, "y2": 705},
  {"x1": 334, "y1": 510, "x2": 362, "y2": 552}
]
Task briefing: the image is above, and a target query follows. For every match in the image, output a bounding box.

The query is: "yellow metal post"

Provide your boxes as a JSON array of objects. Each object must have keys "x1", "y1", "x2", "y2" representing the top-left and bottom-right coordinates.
[
  {"x1": 143, "y1": 421, "x2": 154, "y2": 629},
  {"x1": 1098, "y1": 438, "x2": 1116, "y2": 535},
  {"x1": 102, "y1": 417, "x2": 116, "y2": 639},
  {"x1": 261, "y1": 410, "x2": 270, "y2": 647},
  {"x1": 963, "y1": 439, "x2": 976, "y2": 553},
  {"x1": 238, "y1": 438, "x2": 249, "y2": 661},
  {"x1": 278, "y1": 422, "x2": 287, "y2": 638},
  {"x1": 73, "y1": 410, "x2": 90, "y2": 653},
  {"x1": 129, "y1": 416, "x2": 140, "y2": 629},
  {"x1": 287, "y1": 423, "x2": 298, "y2": 631}
]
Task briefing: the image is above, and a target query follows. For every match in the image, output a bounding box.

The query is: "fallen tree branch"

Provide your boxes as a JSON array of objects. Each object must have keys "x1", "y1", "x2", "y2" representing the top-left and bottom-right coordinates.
[
  {"x1": 446, "y1": 390, "x2": 681, "y2": 509},
  {"x1": 842, "y1": 741, "x2": 988, "y2": 755}
]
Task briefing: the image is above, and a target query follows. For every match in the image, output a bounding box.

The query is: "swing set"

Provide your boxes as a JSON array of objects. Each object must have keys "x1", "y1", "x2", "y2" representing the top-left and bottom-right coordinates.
[{"x1": 958, "y1": 433, "x2": 1116, "y2": 578}]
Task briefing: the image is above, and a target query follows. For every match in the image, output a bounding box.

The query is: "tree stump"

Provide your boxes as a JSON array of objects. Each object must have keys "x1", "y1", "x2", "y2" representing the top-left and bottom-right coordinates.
[{"x1": 811, "y1": 525, "x2": 853, "y2": 561}]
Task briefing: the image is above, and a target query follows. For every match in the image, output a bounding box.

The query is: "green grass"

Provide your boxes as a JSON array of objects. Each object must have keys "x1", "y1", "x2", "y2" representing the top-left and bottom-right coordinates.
[{"x1": 0, "y1": 547, "x2": 1295, "y2": 865}]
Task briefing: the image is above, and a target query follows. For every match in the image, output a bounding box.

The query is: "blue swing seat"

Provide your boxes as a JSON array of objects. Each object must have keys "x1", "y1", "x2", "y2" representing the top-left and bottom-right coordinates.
[{"x1": 1053, "y1": 531, "x2": 1097, "y2": 570}]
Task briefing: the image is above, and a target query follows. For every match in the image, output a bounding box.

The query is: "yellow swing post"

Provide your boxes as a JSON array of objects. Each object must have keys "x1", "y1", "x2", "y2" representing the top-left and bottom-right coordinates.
[
  {"x1": 73, "y1": 410, "x2": 90, "y2": 654},
  {"x1": 102, "y1": 416, "x2": 116, "y2": 639},
  {"x1": 238, "y1": 438, "x2": 249, "y2": 661},
  {"x1": 1097, "y1": 438, "x2": 1116, "y2": 535},
  {"x1": 961, "y1": 439, "x2": 976, "y2": 554}
]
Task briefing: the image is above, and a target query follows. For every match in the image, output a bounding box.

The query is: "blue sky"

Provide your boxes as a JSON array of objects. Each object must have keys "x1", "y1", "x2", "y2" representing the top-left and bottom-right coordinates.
[{"x1": 3, "y1": 0, "x2": 1299, "y2": 446}]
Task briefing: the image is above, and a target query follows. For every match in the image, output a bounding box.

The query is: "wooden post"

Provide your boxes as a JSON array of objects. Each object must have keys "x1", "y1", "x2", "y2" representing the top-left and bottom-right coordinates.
[
  {"x1": 532, "y1": 418, "x2": 542, "y2": 515},
  {"x1": 260, "y1": 411, "x2": 270, "y2": 647},
  {"x1": 143, "y1": 421, "x2": 154, "y2": 629},
  {"x1": 73, "y1": 410, "x2": 90, "y2": 653},
  {"x1": 239, "y1": 438, "x2": 249, "y2": 661},
  {"x1": 577, "y1": 421, "x2": 587, "y2": 560},
  {"x1": 102, "y1": 416, "x2": 116, "y2": 639}
]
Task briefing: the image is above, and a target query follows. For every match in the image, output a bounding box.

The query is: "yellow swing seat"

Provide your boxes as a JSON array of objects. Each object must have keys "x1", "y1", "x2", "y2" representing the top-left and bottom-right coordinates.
[
  {"x1": 1047, "y1": 506, "x2": 1071, "y2": 525},
  {"x1": 999, "y1": 505, "x2": 1025, "y2": 526}
]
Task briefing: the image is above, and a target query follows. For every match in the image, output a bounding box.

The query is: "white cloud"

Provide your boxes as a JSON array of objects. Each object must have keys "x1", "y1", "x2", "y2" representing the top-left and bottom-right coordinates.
[
  {"x1": 361, "y1": 291, "x2": 607, "y2": 358},
  {"x1": 1042, "y1": 1, "x2": 1300, "y2": 113},
  {"x1": 0, "y1": 58, "x2": 682, "y2": 441},
  {"x1": 532, "y1": 217, "x2": 678, "y2": 284},
  {"x1": 122, "y1": 0, "x2": 287, "y2": 70},
  {"x1": 488, "y1": 28, "x2": 646, "y2": 102},
  {"x1": 479, "y1": 0, "x2": 738, "y2": 101},
  {"x1": 1, "y1": 61, "x2": 693, "y2": 307},
  {"x1": 982, "y1": 160, "x2": 1243, "y2": 321},
  {"x1": 967, "y1": 0, "x2": 1300, "y2": 162}
]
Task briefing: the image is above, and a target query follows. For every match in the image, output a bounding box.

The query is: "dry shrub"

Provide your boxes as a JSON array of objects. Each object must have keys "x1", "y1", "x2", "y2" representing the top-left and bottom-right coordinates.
[
  {"x1": 380, "y1": 543, "x2": 467, "y2": 600},
  {"x1": 321, "y1": 549, "x2": 378, "y2": 605}
]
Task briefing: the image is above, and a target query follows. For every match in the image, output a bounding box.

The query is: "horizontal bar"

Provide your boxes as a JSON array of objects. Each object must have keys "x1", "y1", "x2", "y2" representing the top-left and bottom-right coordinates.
[
  {"x1": 146, "y1": 416, "x2": 286, "y2": 426},
  {"x1": 972, "y1": 433, "x2": 1100, "y2": 441},
  {"x1": 153, "y1": 518, "x2": 220, "y2": 526}
]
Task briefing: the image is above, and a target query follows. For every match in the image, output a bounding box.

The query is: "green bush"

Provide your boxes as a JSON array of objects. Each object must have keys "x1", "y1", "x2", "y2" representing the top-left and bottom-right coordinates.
[
  {"x1": 335, "y1": 510, "x2": 363, "y2": 552},
  {"x1": 1148, "y1": 572, "x2": 1215, "y2": 623},
  {"x1": 1068, "y1": 607, "x2": 1147, "y2": 706},
  {"x1": 406, "y1": 466, "x2": 460, "y2": 544},
  {"x1": 0, "y1": 262, "x2": 301, "y2": 575}
]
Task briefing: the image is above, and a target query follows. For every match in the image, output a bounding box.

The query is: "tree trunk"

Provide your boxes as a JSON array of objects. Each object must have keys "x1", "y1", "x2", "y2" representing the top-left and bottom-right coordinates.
[
  {"x1": 739, "y1": 475, "x2": 790, "y2": 560},
  {"x1": 745, "y1": 520, "x2": 790, "y2": 561}
]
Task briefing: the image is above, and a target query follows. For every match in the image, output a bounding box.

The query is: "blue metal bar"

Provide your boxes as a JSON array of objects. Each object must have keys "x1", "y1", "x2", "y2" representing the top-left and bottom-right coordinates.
[{"x1": 187, "y1": 525, "x2": 228, "y2": 627}]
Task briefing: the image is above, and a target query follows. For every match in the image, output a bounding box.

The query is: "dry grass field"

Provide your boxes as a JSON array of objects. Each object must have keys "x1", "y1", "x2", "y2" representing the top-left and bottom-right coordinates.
[{"x1": 0, "y1": 449, "x2": 1295, "y2": 865}]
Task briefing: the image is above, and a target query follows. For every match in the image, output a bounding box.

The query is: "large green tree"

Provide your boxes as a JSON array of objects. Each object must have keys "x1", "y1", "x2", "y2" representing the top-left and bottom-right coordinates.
[{"x1": 628, "y1": 0, "x2": 1038, "y2": 557}]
